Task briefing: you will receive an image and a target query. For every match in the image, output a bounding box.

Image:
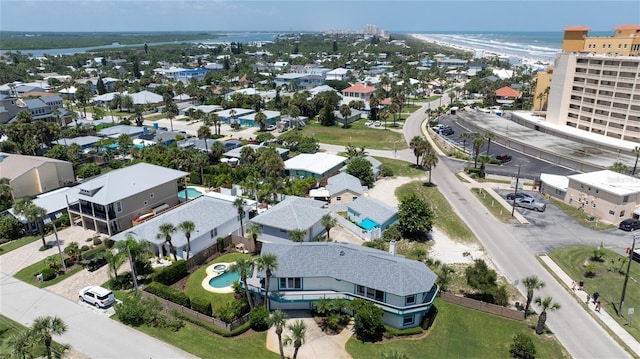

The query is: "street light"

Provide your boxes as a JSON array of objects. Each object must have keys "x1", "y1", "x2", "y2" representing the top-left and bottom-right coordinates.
[{"x1": 619, "y1": 235, "x2": 636, "y2": 317}]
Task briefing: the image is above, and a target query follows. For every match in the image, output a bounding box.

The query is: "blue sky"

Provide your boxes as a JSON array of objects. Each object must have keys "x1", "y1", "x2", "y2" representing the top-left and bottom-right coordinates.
[{"x1": 1, "y1": 0, "x2": 638, "y2": 32}]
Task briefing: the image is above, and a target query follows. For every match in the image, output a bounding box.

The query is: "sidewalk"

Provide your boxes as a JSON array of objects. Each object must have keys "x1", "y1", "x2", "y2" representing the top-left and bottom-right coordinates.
[{"x1": 539, "y1": 255, "x2": 640, "y2": 356}]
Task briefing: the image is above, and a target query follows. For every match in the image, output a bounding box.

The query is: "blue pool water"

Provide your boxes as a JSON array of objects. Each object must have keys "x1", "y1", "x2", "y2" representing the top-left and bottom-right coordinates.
[
  {"x1": 208, "y1": 271, "x2": 240, "y2": 288},
  {"x1": 359, "y1": 218, "x2": 379, "y2": 231},
  {"x1": 178, "y1": 188, "x2": 203, "y2": 200}
]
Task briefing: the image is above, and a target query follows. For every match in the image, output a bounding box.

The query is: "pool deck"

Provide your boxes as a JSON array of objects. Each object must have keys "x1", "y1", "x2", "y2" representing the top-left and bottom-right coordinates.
[{"x1": 201, "y1": 262, "x2": 235, "y2": 294}]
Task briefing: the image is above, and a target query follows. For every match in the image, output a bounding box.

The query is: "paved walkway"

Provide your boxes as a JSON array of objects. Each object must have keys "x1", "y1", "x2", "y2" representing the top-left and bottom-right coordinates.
[{"x1": 539, "y1": 255, "x2": 640, "y2": 356}]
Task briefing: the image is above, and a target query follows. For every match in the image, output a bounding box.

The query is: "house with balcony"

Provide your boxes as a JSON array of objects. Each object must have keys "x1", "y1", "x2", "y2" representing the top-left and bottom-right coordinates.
[
  {"x1": 66, "y1": 163, "x2": 188, "y2": 236},
  {"x1": 247, "y1": 241, "x2": 439, "y2": 329},
  {"x1": 110, "y1": 195, "x2": 248, "y2": 260},
  {"x1": 341, "y1": 83, "x2": 376, "y2": 102}
]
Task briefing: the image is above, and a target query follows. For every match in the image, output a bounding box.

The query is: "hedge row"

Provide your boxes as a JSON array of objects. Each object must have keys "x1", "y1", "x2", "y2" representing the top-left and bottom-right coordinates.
[
  {"x1": 145, "y1": 282, "x2": 190, "y2": 307},
  {"x1": 152, "y1": 260, "x2": 187, "y2": 285},
  {"x1": 171, "y1": 310, "x2": 251, "y2": 337},
  {"x1": 384, "y1": 325, "x2": 424, "y2": 337},
  {"x1": 190, "y1": 296, "x2": 212, "y2": 316}
]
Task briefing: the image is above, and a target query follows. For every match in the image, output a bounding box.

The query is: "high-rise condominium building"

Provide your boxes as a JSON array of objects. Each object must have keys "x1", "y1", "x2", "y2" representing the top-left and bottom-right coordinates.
[{"x1": 544, "y1": 25, "x2": 640, "y2": 143}]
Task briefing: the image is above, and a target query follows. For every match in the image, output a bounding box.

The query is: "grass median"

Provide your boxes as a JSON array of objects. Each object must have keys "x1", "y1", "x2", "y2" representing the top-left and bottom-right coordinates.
[{"x1": 472, "y1": 188, "x2": 514, "y2": 223}]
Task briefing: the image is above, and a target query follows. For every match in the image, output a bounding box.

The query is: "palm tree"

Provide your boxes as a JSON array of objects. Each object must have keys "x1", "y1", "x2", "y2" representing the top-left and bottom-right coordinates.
[
  {"x1": 633, "y1": 146, "x2": 640, "y2": 175},
  {"x1": 422, "y1": 146, "x2": 439, "y2": 184},
  {"x1": 31, "y1": 316, "x2": 67, "y2": 359},
  {"x1": 115, "y1": 233, "x2": 153, "y2": 278},
  {"x1": 230, "y1": 257, "x2": 254, "y2": 309},
  {"x1": 409, "y1": 136, "x2": 426, "y2": 166},
  {"x1": 471, "y1": 133, "x2": 486, "y2": 168},
  {"x1": 254, "y1": 111, "x2": 267, "y2": 132},
  {"x1": 484, "y1": 132, "x2": 495, "y2": 155},
  {"x1": 6, "y1": 329, "x2": 38, "y2": 359},
  {"x1": 156, "y1": 223, "x2": 178, "y2": 261},
  {"x1": 459, "y1": 132, "x2": 470, "y2": 154},
  {"x1": 99, "y1": 250, "x2": 124, "y2": 280},
  {"x1": 534, "y1": 296, "x2": 561, "y2": 334},
  {"x1": 522, "y1": 275, "x2": 546, "y2": 317},
  {"x1": 14, "y1": 198, "x2": 48, "y2": 247},
  {"x1": 289, "y1": 229, "x2": 306, "y2": 242},
  {"x1": 255, "y1": 253, "x2": 278, "y2": 309},
  {"x1": 321, "y1": 214, "x2": 337, "y2": 241},
  {"x1": 269, "y1": 310, "x2": 288, "y2": 359},
  {"x1": 609, "y1": 161, "x2": 628, "y2": 174},
  {"x1": 283, "y1": 320, "x2": 307, "y2": 359},
  {"x1": 209, "y1": 113, "x2": 221, "y2": 135},
  {"x1": 288, "y1": 104, "x2": 301, "y2": 130},
  {"x1": 339, "y1": 104, "x2": 351, "y2": 128},
  {"x1": 177, "y1": 220, "x2": 196, "y2": 260},
  {"x1": 379, "y1": 349, "x2": 410, "y2": 359},
  {"x1": 246, "y1": 223, "x2": 262, "y2": 253},
  {"x1": 234, "y1": 198, "x2": 246, "y2": 237}
]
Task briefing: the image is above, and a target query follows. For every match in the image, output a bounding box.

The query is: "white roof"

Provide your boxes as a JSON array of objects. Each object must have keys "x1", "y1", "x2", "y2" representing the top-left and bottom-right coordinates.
[
  {"x1": 285, "y1": 153, "x2": 346, "y2": 175},
  {"x1": 214, "y1": 108, "x2": 254, "y2": 118},
  {"x1": 237, "y1": 110, "x2": 281, "y2": 120},
  {"x1": 568, "y1": 170, "x2": 640, "y2": 196},
  {"x1": 327, "y1": 68, "x2": 349, "y2": 75},
  {"x1": 540, "y1": 173, "x2": 569, "y2": 190}
]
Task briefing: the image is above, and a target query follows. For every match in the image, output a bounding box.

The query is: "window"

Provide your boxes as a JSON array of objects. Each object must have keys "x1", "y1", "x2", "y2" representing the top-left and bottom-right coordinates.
[
  {"x1": 210, "y1": 228, "x2": 217, "y2": 238},
  {"x1": 279, "y1": 277, "x2": 301, "y2": 290},
  {"x1": 355, "y1": 285, "x2": 384, "y2": 302},
  {"x1": 336, "y1": 196, "x2": 342, "y2": 201},
  {"x1": 116, "y1": 201, "x2": 122, "y2": 213},
  {"x1": 609, "y1": 210, "x2": 615, "y2": 215},
  {"x1": 403, "y1": 316, "x2": 415, "y2": 326},
  {"x1": 623, "y1": 195, "x2": 629, "y2": 203},
  {"x1": 620, "y1": 210, "x2": 626, "y2": 218},
  {"x1": 405, "y1": 294, "x2": 416, "y2": 305},
  {"x1": 592, "y1": 203, "x2": 596, "y2": 208}
]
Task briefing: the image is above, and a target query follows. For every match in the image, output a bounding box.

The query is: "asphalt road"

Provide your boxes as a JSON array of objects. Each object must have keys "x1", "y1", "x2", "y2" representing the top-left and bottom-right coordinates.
[{"x1": 402, "y1": 99, "x2": 630, "y2": 358}]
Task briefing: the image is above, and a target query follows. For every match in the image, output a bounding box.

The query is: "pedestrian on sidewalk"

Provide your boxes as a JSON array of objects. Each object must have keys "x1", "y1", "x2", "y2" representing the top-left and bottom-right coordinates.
[
  {"x1": 578, "y1": 280, "x2": 584, "y2": 290},
  {"x1": 595, "y1": 300, "x2": 601, "y2": 313},
  {"x1": 586, "y1": 293, "x2": 591, "y2": 305},
  {"x1": 571, "y1": 279, "x2": 576, "y2": 291},
  {"x1": 592, "y1": 292, "x2": 600, "y2": 304}
]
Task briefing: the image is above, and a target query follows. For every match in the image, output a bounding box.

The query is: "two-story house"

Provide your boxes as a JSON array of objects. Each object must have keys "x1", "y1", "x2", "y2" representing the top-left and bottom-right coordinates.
[
  {"x1": 247, "y1": 241, "x2": 439, "y2": 329},
  {"x1": 66, "y1": 163, "x2": 188, "y2": 236}
]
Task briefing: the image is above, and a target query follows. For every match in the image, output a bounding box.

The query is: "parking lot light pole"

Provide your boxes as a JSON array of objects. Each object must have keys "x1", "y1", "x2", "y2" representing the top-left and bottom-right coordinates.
[
  {"x1": 619, "y1": 235, "x2": 636, "y2": 317},
  {"x1": 511, "y1": 164, "x2": 521, "y2": 217}
]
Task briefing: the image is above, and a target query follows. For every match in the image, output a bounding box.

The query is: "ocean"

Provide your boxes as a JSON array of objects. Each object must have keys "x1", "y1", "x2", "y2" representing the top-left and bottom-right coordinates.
[{"x1": 411, "y1": 31, "x2": 610, "y2": 64}]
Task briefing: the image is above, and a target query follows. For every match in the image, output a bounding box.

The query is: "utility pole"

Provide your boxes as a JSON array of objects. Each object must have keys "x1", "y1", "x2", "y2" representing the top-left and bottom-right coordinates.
[
  {"x1": 511, "y1": 164, "x2": 521, "y2": 217},
  {"x1": 619, "y1": 235, "x2": 636, "y2": 317}
]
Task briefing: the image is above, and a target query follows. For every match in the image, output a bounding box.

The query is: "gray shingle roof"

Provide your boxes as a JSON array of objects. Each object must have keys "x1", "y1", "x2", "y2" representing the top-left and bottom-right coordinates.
[
  {"x1": 348, "y1": 196, "x2": 397, "y2": 225},
  {"x1": 364, "y1": 156, "x2": 382, "y2": 169},
  {"x1": 326, "y1": 172, "x2": 365, "y2": 196},
  {"x1": 110, "y1": 195, "x2": 237, "y2": 247},
  {"x1": 250, "y1": 196, "x2": 328, "y2": 231},
  {"x1": 261, "y1": 242, "x2": 437, "y2": 297},
  {"x1": 75, "y1": 163, "x2": 188, "y2": 205}
]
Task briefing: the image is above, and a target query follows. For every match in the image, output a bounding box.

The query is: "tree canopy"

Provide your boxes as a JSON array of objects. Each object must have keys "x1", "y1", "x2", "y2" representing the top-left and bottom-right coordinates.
[{"x1": 398, "y1": 193, "x2": 433, "y2": 239}]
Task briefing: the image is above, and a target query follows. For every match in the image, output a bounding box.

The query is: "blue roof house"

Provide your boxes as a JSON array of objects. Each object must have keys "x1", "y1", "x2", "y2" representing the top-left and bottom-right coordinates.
[{"x1": 347, "y1": 196, "x2": 398, "y2": 239}]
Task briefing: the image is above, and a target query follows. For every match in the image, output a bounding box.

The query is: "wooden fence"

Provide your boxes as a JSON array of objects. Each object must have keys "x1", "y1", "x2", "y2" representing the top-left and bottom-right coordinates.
[
  {"x1": 439, "y1": 292, "x2": 525, "y2": 321},
  {"x1": 141, "y1": 291, "x2": 249, "y2": 331}
]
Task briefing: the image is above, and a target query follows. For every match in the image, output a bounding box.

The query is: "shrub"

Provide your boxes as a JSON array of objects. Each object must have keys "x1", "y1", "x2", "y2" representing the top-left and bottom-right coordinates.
[
  {"x1": 93, "y1": 237, "x2": 103, "y2": 246},
  {"x1": 40, "y1": 267, "x2": 56, "y2": 281},
  {"x1": 39, "y1": 245, "x2": 52, "y2": 251},
  {"x1": 190, "y1": 297, "x2": 212, "y2": 316},
  {"x1": 585, "y1": 263, "x2": 597, "y2": 277},
  {"x1": 248, "y1": 307, "x2": 270, "y2": 331},
  {"x1": 421, "y1": 305, "x2": 438, "y2": 330},
  {"x1": 172, "y1": 311, "x2": 251, "y2": 337},
  {"x1": 63, "y1": 257, "x2": 75, "y2": 267},
  {"x1": 379, "y1": 164, "x2": 394, "y2": 177},
  {"x1": 76, "y1": 163, "x2": 102, "y2": 178},
  {"x1": 0, "y1": 215, "x2": 23, "y2": 242},
  {"x1": 351, "y1": 298, "x2": 385, "y2": 342},
  {"x1": 115, "y1": 294, "x2": 162, "y2": 327},
  {"x1": 145, "y1": 282, "x2": 190, "y2": 307},
  {"x1": 81, "y1": 245, "x2": 89, "y2": 252},
  {"x1": 107, "y1": 271, "x2": 133, "y2": 290},
  {"x1": 384, "y1": 325, "x2": 423, "y2": 337},
  {"x1": 510, "y1": 333, "x2": 536, "y2": 359},
  {"x1": 216, "y1": 237, "x2": 225, "y2": 253},
  {"x1": 152, "y1": 260, "x2": 188, "y2": 285},
  {"x1": 216, "y1": 300, "x2": 249, "y2": 324},
  {"x1": 104, "y1": 239, "x2": 115, "y2": 249}
]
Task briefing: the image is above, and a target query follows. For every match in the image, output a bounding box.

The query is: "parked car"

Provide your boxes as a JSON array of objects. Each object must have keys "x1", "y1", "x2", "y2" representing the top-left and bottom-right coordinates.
[
  {"x1": 514, "y1": 197, "x2": 546, "y2": 212},
  {"x1": 440, "y1": 126, "x2": 454, "y2": 136},
  {"x1": 496, "y1": 154, "x2": 512, "y2": 164},
  {"x1": 619, "y1": 218, "x2": 640, "y2": 231},
  {"x1": 266, "y1": 124, "x2": 276, "y2": 131},
  {"x1": 373, "y1": 121, "x2": 381, "y2": 127},
  {"x1": 432, "y1": 124, "x2": 445, "y2": 132},
  {"x1": 633, "y1": 248, "x2": 640, "y2": 263},
  {"x1": 79, "y1": 286, "x2": 115, "y2": 308},
  {"x1": 86, "y1": 257, "x2": 107, "y2": 272},
  {"x1": 506, "y1": 192, "x2": 533, "y2": 201}
]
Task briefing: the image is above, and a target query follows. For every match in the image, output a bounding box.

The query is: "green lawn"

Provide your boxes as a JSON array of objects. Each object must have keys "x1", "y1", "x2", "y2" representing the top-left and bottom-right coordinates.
[
  {"x1": 374, "y1": 157, "x2": 424, "y2": 178},
  {"x1": 0, "y1": 235, "x2": 41, "y2": 256},
  {"x1": 299, "y1": 120, "x2": 407, "y2": 151},
  {"x1": 548, "y1": 246, "x2": 640, "y2": 341},
  {"x1": 396, "y1": 181, "x2": 475, "y2": 242},
  {"x1": 472, "y1": 188, "x2": 514, "y2": 223},
  {"x1": 184, "y1": 252, "x2": 254, "y2": 314},
  {"x1": 346, "y1": 299, "x2": 568, "y2": 359},
  {"x1": 134, "y1": 322, "x2": 278, "y2": 359},
  {"x1": 13, "y1": 246, "x2": 105, "y2": 288},
  {"x1": 549, "y1": 198, "x2": 616, "y2": 231}
]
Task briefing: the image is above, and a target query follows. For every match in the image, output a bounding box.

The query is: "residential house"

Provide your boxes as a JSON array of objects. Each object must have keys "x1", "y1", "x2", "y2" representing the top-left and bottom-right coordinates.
[
  {"x1": 275, "y1": 73, "x2": 325, "y2": 91},
  {"x1": 214, "y1": 108, "x2": 255, "y2": 124},
  {"x1": 564, "y1": 170, "x2": 640, "y2": 224},
  {"x1": 110, "y1": 195, "x2": 247, "y2": 260},
  {"x1": 364, "y1": 156, "x2": 383, "y2": 179},
  {"x1": 224, "y1": 145, "x2": 289, "y2": 162},
  {"x1": 247, "y1": 241, "x2": 439, "y2": 329},
  {"x1": 52, "y1": 136, "x2": 102, "y2": 151},
  {"x1": 495, "y1": 86, "x2": 522, "y2": 105},
  {"x1": 8, "y1": 186, "x2": 79, "y2": 234},
  {"x1": 326, "y1": 68, "x2": 349, "y2": 81},
  {"x1": 0, "y1": 153, "x2": 75, "y2": 199},
  {"x1": 347, "y1": 196, "x2": 399, "y2": 238},
  {"x1": 249, "y1": 196, "x2": 329, "y2": 242},
  {"x1": 237, "y1": 110, "x2": 281, "y2": 127},
  {"x1": 98, "y1": 125, "x2": 146, "y2": 139},
  {"x1": 333, "y1": 108, "x2": 362, "y2": 126},
  {"x1": 326, "y1": 172, "x2": 366, "y2": 204},
  {"x1": 5, "y1": 94, "x2": 71, "y2": 124},
  {"x1": 154, "y1": 67, "x2": 211, "y2": 82},
  {"x1": 66, "y1": 163, "x2": 189, "y2": 236},
  {"x1": 285, "y1": 153, "x2": 347, "y2": 180},
  {"x1": 341, "y1": 83, "x2": 376, "y2": 102}
]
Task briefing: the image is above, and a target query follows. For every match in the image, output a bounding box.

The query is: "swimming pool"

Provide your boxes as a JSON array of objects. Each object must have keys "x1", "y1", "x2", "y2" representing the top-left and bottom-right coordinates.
[
  {"x1": 178, "y1": 188, "x2": 203, "y2": 200},
  {"x1": 359, "y1": 218, "x2": 379, "y2": 231},
  {"x1": 208, "y1": 271, "x2": 240, "y2": 288}
]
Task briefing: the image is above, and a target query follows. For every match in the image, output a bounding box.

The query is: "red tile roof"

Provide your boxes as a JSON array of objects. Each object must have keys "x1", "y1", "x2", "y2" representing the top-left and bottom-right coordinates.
[
  {"x1": 379, "y1": 97, "x2": 393, "y2": 105},
  {"x1": 342, "y1": 83, "x2": 375, "y2": 94},
  {"x1": 564, "y1": 25, "x2": 590, "y2": 32},
  {"x1": 615, "y1": 24, "x2": 640, "y2": 31},
  {"x1": 495, "y1": 86, "x2": 521, "y2": 98}
]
